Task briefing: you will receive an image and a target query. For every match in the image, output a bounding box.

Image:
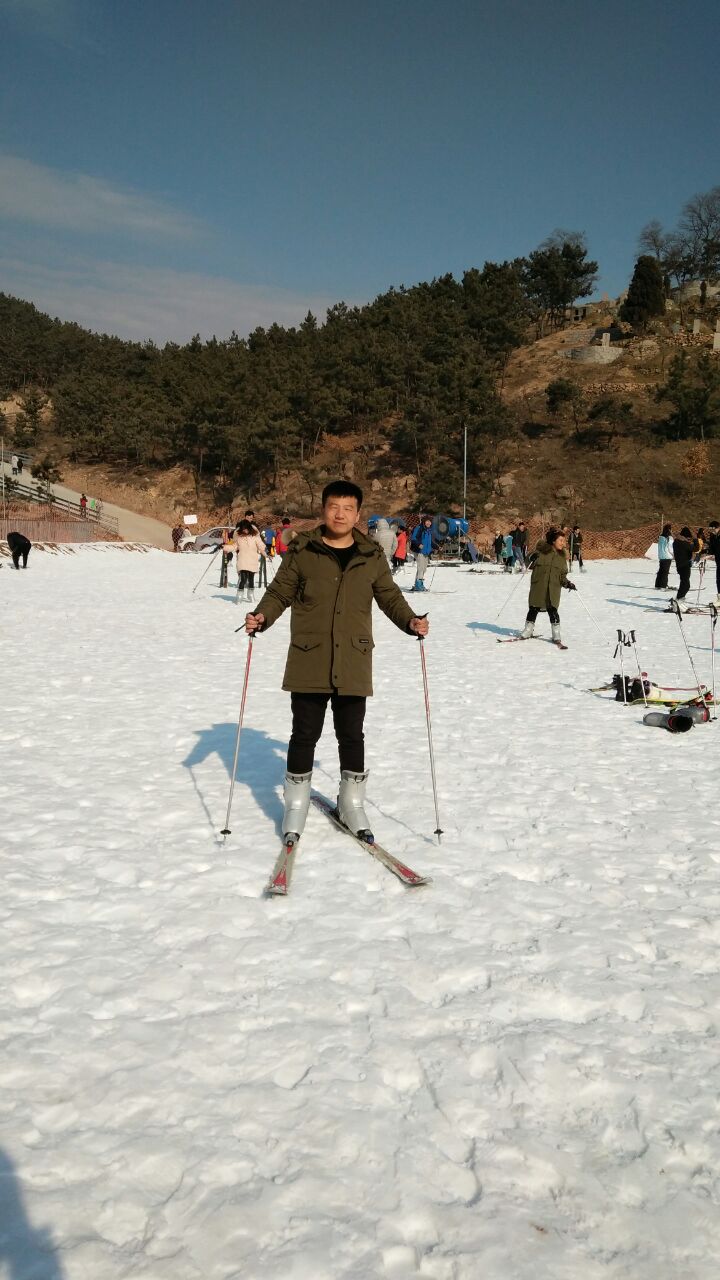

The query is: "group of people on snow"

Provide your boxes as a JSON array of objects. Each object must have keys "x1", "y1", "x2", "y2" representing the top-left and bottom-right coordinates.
[
  {"x1": 237, "y1": 480, "x2": 604, "y2": 849},
  {"x1": 655, "y1": 522, "x2": 720, "y2": 609},
  {"x1": 493, "y1": 522, "x2": 584, "y2": 573}
]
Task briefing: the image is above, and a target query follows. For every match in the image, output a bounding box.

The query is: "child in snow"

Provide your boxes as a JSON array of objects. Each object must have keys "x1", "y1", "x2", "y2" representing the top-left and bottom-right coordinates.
[
  {"x1": 234, "y1": 520, "x2": 266, "y2": 602},
  {"x1": 501, "y1": 532, "x2": 514, "y2": 571},
  {"x1": 520, "y1": 527, "x2": 576, "y2": 646},
  {"x1": 655, "y1": 524, "x2": 673, "y2": 589},
  {"x1": 493, "y1": 531, "x2": 504, "y2": 564},
  {"x1": 245, "y1": 480, "x2": 429, "y2": 845},
  {"x1": 392, "y1": 527, "x2": 408, "y2": 573},
  {"x1": 275, "y1": 517, "x2": 294, "y2": 557}
]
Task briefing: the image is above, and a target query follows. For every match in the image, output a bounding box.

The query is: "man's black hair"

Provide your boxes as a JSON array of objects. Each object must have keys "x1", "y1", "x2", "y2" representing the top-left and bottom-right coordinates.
[
  {"x1": 321, "y1": 479, "x2": 363, "y2": 507},
  {"x1": 245, "y1": 508, "x2": 254, "y2": 516}
]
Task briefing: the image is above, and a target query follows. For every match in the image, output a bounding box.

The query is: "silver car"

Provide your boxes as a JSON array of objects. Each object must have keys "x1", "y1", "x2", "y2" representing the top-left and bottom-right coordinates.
[{"x1": 186, "y1": 525, "x2": 235, "y2": 553}]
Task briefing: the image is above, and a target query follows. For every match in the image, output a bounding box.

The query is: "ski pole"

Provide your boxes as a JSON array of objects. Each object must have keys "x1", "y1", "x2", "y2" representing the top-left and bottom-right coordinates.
[
  {"x1": 615, "y1": 630, "x2": 627, "y2": 705},
  {"x1": 671, "y1": 599, "x2": 705, "y2": 702},
  {"x1": 495, "y1": 569, "x2": 525, "y2": 621},
  {"x1": 220, "y1": 634, "x2": 255, "y2": 837},
  {"x1": 191, "y1": 547, "x2": 221, "y2": 595},
  {"x1": 628, "y1": 629, "x2": 649, "y2": 708},
  {"x1": 418, "y1": 634, "x2": 443, "y2": 843},
  {"x1": 572, "y1": 586, "x2": 606, "y2": 641},
  {"x1": 711, "y1": 604, "x2": 718, "y2": 721}
]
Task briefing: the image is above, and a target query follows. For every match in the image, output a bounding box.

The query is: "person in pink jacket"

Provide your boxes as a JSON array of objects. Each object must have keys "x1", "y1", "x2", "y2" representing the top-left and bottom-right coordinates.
[{"x1": 234, "y1": 520, "x2": 267, "y2": 602}]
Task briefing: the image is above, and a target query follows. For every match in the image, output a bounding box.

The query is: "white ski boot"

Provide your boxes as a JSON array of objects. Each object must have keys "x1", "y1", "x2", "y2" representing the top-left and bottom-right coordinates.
[
  {"x1": 551, "y1": 622, "x2": 565, "y2": 647},
  {"x1": 282, "y1": 771, "x2": 312, "y2": 845},
  {"x1": 337, "y1": 770, "x2": 374, "y2": 842},
  {"x1": 520, "y1": 620, "x2": 535, "y2": 639}
]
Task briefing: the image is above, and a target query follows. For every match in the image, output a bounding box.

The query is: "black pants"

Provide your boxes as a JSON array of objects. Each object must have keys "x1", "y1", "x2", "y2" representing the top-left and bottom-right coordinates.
[
  {"x1": 220, "y1": 552, "x2": 232, "y2": 587},
  {"x1": 287, "y1": 692, "x2": 366, "y2": 774},
  {"x1": 258, "y1": 556, "x2": 268, "y2": 587},
  {"x1": 526, "y1": 604, "x2": 559, "y2": 625},
  {"x1": 238, "y1": 569, "x2": 254, "y2": 590},
  {"x1": 655, "y1": 559, "x2": 671, "y2": 589},
  {"x1": 12, "y1": 548, "x2": 30, "y2": 569},
  {"x1": 572, "y1": 551, "x2": 583, "y2": 569},
  {"x1": 392, "y1": 555, "x2": 406, "y2": 571},
  {"x1": 676, "y1": 565, "x2": 691, "y2": 600}
]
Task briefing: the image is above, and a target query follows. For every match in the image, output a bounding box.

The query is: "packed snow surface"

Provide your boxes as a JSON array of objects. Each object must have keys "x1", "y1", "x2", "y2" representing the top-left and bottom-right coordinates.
[{"x1": 2, "y1": 546, "x2": 720, "y2": 1279}]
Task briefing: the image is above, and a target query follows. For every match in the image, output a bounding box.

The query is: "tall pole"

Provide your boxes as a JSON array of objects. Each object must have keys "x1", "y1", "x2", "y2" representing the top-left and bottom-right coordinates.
[
  {"x1": 1, "y1": 436, "x2": 6, "y2": 522},
  {"x1": 462, "y1": 423, "x2": 467, "y2": 520}
]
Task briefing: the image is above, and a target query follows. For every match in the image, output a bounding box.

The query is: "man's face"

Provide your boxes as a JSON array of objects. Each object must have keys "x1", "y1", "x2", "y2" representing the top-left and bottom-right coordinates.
[
  {"x1": 554, "y1": 535, "x2": 567, "y2": 551},
  {"x1": 323, "y1": 495, "x2": 360, "y2": 535}
]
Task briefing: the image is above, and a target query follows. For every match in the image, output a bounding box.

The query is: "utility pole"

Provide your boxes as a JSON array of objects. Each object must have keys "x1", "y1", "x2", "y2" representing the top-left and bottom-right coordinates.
[
  {"x1": 1, "y1": 436, "x2": 6, "y2": 523},
  {"x1": 462, "y1": 423, "x2": 468, "y2": 520}
]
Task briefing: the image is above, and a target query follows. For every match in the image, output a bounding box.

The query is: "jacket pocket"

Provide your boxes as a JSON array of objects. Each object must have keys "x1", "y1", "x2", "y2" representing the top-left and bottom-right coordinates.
[
  {"x1": 291, "y1": 635, "x2": 322, "y2": 652},
  {"x1": 351, "y1": 635, "x2": 375, "y2": 653}
]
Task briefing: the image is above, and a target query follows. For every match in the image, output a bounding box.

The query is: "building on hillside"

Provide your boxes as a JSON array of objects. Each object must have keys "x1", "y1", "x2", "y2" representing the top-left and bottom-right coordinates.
[{"x1": 564, "y1": 293, "x2": 618, "y2": 324}]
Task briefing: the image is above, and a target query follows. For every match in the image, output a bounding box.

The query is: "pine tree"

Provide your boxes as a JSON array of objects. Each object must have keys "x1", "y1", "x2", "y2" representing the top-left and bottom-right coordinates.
[{"x1": 620, "y1": 256, "x2": 667, "y2": 329}]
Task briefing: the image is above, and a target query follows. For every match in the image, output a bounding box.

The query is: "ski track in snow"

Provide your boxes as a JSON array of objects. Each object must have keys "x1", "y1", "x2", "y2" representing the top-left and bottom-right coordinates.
[{"x1": 2, "y1": 549, "x2": 720, "y2": 1279}]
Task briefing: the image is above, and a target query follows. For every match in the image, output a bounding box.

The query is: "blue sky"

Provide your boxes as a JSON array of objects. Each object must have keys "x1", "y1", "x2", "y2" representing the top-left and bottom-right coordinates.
[{"x1": 0, "y1": 0, "x2": 718, "y2": 342}]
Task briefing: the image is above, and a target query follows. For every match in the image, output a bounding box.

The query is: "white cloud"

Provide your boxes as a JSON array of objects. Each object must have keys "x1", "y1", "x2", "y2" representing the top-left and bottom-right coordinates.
[
  {"x1": 0, "y1": 154, "x2": 198, "y2": 239},
  {"x1": 0, "y1": 255, "x2": 340, "y2": 343}
]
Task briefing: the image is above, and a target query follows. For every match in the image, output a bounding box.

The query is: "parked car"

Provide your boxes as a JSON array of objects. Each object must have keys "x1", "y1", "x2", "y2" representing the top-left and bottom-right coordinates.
[
  {"x1": 178, "y1": 529, "x2": 197, "y2": 552},
  {"x1": 185, "y1": 525, "x2": 235, "y2": 553}
]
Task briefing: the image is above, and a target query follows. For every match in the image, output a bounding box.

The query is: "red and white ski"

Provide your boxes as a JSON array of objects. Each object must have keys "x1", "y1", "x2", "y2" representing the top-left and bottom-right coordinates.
[
  {"x1": 311, "y1": 795, "x2": 431, "y2": 887},
  {"x1": 265, "y1": 840, "x2": 298, "y2": 896}
]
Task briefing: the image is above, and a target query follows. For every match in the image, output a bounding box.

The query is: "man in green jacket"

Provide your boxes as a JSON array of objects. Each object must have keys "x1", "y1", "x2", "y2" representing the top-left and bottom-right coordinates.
[
  {"x1": 245, "y1": 480, "x2": 429, "y2": 844},
  {"x1": 520, "y1": 527, "x2": 576, "y2": 646}
]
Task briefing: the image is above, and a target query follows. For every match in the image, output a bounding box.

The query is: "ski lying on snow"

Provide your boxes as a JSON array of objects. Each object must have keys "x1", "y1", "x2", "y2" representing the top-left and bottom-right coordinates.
[
  {"x1": 311, "y1": 795, "x2": 431, "y2": 887},
  {"x1": 643, "y1": 605, "x2": 712, "y2": 615},
  {"x1": 265, "y1": 840, "x2": 298, "y2": 896}
]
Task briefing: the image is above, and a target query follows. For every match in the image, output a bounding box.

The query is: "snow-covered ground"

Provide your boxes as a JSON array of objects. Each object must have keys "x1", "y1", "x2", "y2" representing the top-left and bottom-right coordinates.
[{"x1": 2, "y1": 546, "x2": 720, "y2": 1280}]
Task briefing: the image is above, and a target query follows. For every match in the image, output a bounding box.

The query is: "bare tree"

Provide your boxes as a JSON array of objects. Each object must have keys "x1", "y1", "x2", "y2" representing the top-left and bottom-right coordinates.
[
  {"x1": 638, "y1": 219, "x2": 670, "y2": 260},
  {"x1": 678, "y1": 186, "x2": 720, "y2": 281}
]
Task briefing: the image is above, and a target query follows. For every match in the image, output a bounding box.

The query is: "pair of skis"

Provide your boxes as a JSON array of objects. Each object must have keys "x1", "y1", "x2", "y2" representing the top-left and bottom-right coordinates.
[
  {"x1": 497, "y1": 635, "x2": 568, "y2": 650},
  {"x1": 266, "y1": 794, "x2": 431, "y2": 896}
]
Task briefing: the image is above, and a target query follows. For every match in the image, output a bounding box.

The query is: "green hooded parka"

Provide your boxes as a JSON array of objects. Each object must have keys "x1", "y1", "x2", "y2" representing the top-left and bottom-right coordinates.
[
  {"x1": 528, "y1": 540, "x2": 570, "y2": 610},
  {"x1": 255, "y1": 526, "x2": 417, "y2": 696}
]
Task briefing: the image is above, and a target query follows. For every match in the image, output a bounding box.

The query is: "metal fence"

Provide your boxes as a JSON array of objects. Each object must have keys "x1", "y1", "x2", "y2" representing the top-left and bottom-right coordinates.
[{"x1": 0, "y1": 479, "x2": 119, "y2": 535}]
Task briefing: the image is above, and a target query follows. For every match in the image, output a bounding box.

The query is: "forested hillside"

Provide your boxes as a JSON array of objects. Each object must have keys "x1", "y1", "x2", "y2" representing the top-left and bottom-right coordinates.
[
  {"x1": 2, "y1": 204, "x2": 720, "y2": 528},
  {"x1": 0, "y1": 232, "x2": 598, "y2": 513}
]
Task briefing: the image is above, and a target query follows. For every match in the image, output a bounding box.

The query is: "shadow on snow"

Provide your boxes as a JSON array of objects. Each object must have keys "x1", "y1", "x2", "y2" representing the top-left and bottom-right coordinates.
[
  {"x1": 0, "y1": 1148, "x2": 66, "y2": 1280},
  {"x1": 183, "y1": 723, "x2": 287, "y2": 837}
]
